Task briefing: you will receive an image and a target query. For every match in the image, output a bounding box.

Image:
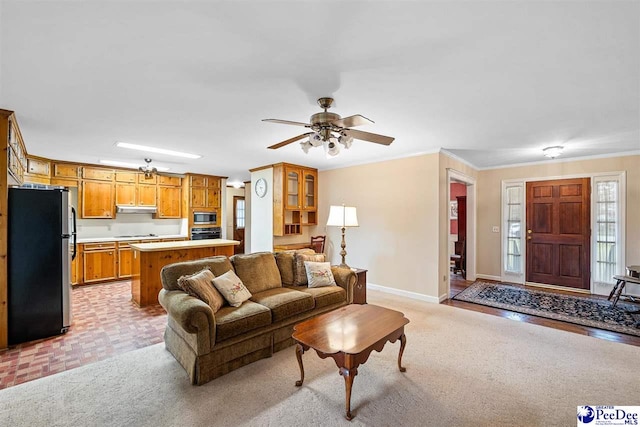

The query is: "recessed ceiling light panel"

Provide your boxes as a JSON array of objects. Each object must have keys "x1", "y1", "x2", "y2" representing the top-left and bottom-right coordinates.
[
  {"x1": 100, "y1": 159, "x2": 170, "y2": 171},
  {"x1": 116, "y1": 142, "x2": 202, "y2": 159}
]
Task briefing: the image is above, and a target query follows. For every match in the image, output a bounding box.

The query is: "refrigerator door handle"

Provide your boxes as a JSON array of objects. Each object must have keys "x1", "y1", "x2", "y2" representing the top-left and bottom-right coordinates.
[{"x1": 71, "y1": 207, "x2": 77, "y2": 261}]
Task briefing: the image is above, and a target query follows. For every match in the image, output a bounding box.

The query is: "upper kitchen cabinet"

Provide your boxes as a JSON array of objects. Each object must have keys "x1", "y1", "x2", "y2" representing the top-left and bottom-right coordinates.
[
  {"x1": 157, "y1": 175, "x2": 181, "y2": 186},
  {"x1": 115, "y1": 173, "x2": 157, "y2": 207},
  {"x1": 2, "y1": 110, "x2": 27, "y2": 186},
  {"x1": 51, "y1": 162, "x2": 81, "y2": 187},
  {"x1": 187, "y1": 174, "x2": 221, "y2": 209},
  {"x1": 82, "y1": 166, "x2": 114, "y2": 181},
  {"x1": 272, "y1": 163, "x2": 318, "y2": 236},
  {"x1": 81, "y1": 180, "x2": 114, "y2": 218},
  {"x1": 156, "y1": 186, "x2": 182, "y2": 218},
  {"x1": 23, "y1": 156, "x2": 51, "y2": 185}
]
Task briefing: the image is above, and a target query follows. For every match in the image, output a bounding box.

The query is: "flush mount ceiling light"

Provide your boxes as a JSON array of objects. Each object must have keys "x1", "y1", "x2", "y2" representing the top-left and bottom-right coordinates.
[
  {"x1": 99, "y1": 159, "x2": 170, "y2": 171},
  {"x1": 116, "y1": 142, "x2": 201, "y2": 159},
  {"x1": 543, "y1": 146, "x2": 564, "y2": 159},
  {"x1": 263, "y1": 97, "x2": 394, "y2": 157}
]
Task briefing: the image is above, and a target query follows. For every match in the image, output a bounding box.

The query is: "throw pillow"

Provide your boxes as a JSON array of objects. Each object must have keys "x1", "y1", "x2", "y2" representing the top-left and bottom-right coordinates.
[
  {"x1": 176, "y1": 268, "x2": 226, "y2": 313},
  {"x1": 304, "y1": 261, "x2": 336, "y2": 288},
  {"x1": 212, "y1": 270, "x2": 252, "y2": 307},
  {"x1": 294, "y1": 252, "x2": 325, "y2": 286}
]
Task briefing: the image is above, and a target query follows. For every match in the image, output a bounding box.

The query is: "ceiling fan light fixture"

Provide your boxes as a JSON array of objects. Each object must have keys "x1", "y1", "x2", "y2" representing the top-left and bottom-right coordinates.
[
  {"x1": 324, "y1": 140, "x2": 340, "y2": 157},
  {"x1": 139, "y1": 158, "x2": 158, "y2": 178},
  {"x1": 543, "y1": 145, "x2": 564, "y2": 159},
  {"x1": 339, "y1": 133, "x2": 353, "y2": 149},
  {"x1": 300, "y1": 140, "x2": 313, "y2": 153},
  {"x1": 310, "y1": 132, "x2": 323, "y2": 147}
]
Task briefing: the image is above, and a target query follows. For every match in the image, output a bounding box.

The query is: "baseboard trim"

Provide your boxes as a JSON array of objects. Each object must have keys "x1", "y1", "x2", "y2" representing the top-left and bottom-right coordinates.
[
  {"x1": 476, "y1": 274, "x2": 502, "y2": 282},
  {"x1": 367, "y1": 283, "x2": 440, "y2": 304}
]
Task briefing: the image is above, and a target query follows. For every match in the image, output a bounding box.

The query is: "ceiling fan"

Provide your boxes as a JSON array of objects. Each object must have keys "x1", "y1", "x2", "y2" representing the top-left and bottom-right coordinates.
[{"x1": 263, "y1": 97, "x2": 395, "y2": 156}]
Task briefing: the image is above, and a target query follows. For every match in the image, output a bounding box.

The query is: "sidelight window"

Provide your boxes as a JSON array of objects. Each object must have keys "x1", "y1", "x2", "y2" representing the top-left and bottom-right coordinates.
[
  {"x1": 502, "y1": 182, "x2": 524, "y2": 280},
  {"x1": 592, "y1": 175, "x2": 624, "y2": 285}
]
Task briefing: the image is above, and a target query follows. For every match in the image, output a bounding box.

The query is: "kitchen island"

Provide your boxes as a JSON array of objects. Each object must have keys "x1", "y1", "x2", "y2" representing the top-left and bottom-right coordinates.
[{"x1": 130, "y1": 239, "x2": 239, "y2": 306}]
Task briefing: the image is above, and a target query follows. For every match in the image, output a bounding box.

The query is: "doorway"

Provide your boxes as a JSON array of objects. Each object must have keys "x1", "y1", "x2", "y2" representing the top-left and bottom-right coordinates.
[
  {"x1": 233, "y1": 196, "x2": 245, "y2": 254},
  {"x1": 526, "y1": 178, "x2": 591, "y2": 290},
  {"x1": 447, "y1": 169, "x2": 476, "y2": 298}
]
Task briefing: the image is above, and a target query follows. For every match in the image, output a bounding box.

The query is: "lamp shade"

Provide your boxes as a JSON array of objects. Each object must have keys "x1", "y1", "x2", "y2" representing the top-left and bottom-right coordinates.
[{"x1": 326, "y1": 205, "x2": 359, "y2": 227}]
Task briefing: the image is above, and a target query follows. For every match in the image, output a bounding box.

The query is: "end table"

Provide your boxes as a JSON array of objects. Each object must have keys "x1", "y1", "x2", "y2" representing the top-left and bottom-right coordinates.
[{"x1": 352, "y1": 268, "x2": 367, "y2": 304}]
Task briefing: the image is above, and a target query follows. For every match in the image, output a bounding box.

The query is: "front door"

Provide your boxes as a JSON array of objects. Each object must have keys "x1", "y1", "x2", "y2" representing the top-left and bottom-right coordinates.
[{"x1": 526, "y1": 178, "x2": 590, "y2": 289}]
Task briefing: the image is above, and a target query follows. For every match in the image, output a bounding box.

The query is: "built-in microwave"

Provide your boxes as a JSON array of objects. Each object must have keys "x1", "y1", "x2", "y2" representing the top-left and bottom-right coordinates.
[{"x1": 193, "y1": 211, "x2": 217, "y2": 225}]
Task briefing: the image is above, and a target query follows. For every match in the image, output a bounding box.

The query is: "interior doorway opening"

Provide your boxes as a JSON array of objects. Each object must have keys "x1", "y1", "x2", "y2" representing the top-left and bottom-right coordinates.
[{"x1": 447, "y1": 169, "x2": 476, "y2": 298}]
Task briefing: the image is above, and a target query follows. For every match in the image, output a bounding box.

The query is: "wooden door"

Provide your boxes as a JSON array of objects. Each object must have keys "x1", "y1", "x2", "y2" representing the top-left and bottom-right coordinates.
[
  {"x1": 81, "y1": 181, "x2": 114, "y2": 218},
  {"x1": 526, "y1": 178, "x2": 590, "y2": 289},
  {"x1": 157, "y1": 186, "x2": 182, "y2": 218},
  {"x1": 302, "y1": 169, "x2": 317, "y2": 210},
  {"x1": 284, "y1": 167, "x2": 301, "y2": 210},
  {"x1": 190, "y1": 187, "x2": 206, "y2": 208}
]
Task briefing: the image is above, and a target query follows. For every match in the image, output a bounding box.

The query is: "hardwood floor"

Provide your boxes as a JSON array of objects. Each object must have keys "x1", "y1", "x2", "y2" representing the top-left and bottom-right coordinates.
[{"x1": 444, "y1": 274, "x2": 640, "y2": 347}]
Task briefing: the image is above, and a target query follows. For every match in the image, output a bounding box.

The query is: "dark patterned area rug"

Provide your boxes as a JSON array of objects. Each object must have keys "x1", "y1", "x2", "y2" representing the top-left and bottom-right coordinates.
[{"x1": 453, "y1": 282, "x2": 640, "y2": 337}]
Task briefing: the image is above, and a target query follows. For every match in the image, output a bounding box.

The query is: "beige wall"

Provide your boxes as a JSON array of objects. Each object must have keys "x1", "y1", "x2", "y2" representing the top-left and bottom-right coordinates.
[
  {"x1": 318, "y1": 153, "x2": 441, "y2": 300},
  {"x1": 476, "y1": 155, "x2": 640, "y2": 279},
  {"x1": 316, "y1": 152, "x2": 638, "y2": 302}
]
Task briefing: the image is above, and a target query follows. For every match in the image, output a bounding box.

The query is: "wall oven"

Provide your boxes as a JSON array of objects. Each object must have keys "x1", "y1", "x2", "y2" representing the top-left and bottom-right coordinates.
[
  {"x1": 193, "y1": 211, "x2": 217, "y2": 225},
  {"x1": 191, "y1": 227, "x2": 222, "y2": 240}
]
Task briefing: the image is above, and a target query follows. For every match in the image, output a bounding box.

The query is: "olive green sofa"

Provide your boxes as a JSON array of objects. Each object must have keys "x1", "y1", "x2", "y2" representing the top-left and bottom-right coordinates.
[{"x1": 158, "y1": 251, "x2": 357, "y2": 385}]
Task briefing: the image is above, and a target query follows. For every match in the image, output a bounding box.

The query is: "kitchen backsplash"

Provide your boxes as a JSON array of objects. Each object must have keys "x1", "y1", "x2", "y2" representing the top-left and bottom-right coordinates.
[{"x1": 77, "y1": 216, "x2": 188, "y2": 238}]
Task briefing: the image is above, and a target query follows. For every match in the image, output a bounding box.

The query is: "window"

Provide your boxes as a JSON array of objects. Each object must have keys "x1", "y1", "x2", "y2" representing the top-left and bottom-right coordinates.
[
  {"x1": 502, "y1": 182, "x2": 524, "y2": 280},
  {"x1": 235, "y1": 198, "x2": 245, "y2": 229},
  {"x1": 592, "y1": 174, "x2": 625, "y2": 285}
]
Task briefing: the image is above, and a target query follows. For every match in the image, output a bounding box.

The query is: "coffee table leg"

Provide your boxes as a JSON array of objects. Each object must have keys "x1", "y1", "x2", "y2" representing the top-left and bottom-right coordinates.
[
  {"x1": 398, "y1": 333, "x2": 407, "y2": 372},
  {"x1": 340, "y1": 367, "x2": 358, "y2": 421},
  {"x1": 295, "y1": 343, "x2": 305, "y2": 387}
]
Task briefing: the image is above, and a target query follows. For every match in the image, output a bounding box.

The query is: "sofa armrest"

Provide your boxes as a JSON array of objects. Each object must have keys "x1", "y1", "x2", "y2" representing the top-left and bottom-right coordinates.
[
  {"x1": 331, "y1": 267, "x2": 358, "y2": 304},
  {"x1": 159, "y1": 289, "x2": 216, "y2": 354}
]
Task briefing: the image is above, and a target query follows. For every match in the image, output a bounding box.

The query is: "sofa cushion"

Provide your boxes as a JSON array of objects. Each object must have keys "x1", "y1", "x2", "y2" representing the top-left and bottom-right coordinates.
[
  {"x1": 304, "y1": 261, "x2": 336, "y2": 288},
  {"x1": 161, "y1": 256, "x2": 234, "y2": 291},
  {"x1": 231, "y1": 252, "x2": 282, "y2": 294},
  {"x1": 177, "y1": 268, "x2": 226, "y2": 313},
  {"x1": 250, "y1": 288, "x2": 315, "y2": 322},
  {"x1": 275, "y1": 249, "x2": 315, "y2": 286},
  {"x1": 215, "y1": 301, "x2": 272, "y2": 343},
  {"x1": 294, "y1": 252, "x2": 325, "y2": 286},
  {"x1": 297, "y1": 286, "x2": 347, "y2": 309},
  {"x1": 213, "y1": 270, "x2": 252, "y2": 307}
]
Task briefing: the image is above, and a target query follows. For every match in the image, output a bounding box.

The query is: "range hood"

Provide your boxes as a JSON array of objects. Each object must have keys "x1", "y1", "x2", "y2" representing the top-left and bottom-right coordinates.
[{"x1": 116, "y1": 205, "x2": 157, "y2": 214}]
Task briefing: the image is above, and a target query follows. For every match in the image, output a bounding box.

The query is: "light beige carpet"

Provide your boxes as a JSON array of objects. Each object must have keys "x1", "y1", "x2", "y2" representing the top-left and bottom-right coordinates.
[{"x1": 1, "y1": 290, "x2": 639, "y2": 427}]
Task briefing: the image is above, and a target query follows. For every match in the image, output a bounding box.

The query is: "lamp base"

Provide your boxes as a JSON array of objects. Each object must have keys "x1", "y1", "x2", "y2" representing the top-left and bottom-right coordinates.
[{"x1": 338, "y1": 262, "x2": 350, "y2": 269}]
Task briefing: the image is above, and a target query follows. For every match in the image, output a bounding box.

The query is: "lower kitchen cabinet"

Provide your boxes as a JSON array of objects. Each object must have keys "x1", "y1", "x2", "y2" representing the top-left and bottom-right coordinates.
[
  {"x1": 117, "y1": 241, "x2": 139, "y2": 279},
  {"x1": 82, "y1": 242, "x2": 117, "y2": 283}
]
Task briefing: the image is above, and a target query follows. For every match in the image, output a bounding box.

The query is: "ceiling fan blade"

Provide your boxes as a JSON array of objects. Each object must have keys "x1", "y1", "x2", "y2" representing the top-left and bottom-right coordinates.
[
  {"x1": 331, "y1": 114, "x2": 374, "y2": 128},
  {"x1": 343, "y1": 129, "x2": 395, "y2": 145},
  {"x1": 267, "y1": 133, "x2": 313, "y2": 149},
  {"x1": 262, "y1": 119, "x2": 310, "y2": 127}
]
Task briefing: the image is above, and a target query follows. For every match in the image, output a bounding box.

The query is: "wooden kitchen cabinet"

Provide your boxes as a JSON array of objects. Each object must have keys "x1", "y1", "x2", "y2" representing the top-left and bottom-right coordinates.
[
  {"x1": 138, "y1": 184, "x2": 157, "y2": 206},
  {"x1": 81, "y1": 180, "x2": 114, "y2": 218},
  {"x1": 187, "y1": 174, "x2": 221, "y2": 209},
  {"x1": 82, "y1": 166, "x2": 114, "y2": 181},
  {"x1": 117, "y1": 241, "x2": 139, "y2": 279},
  {"x1": 2, "y1": 110, "x2": 27, "y2": 185},
  {"x1": 157, "y1": 186, "x2": 182, "y2": 218},
  {"x1": 271, "y1": 163, "x2": 318, "y2": 236},
  {"x1": 23, "y1": 156, "x2": 51, "y2": 184},
  {"x1": 82, "y1": 242, "x2": 117, "y2": 283},
  {"x1": 51, "y1": 162, "x2": 80, "y2": 187},
  {"x1": 157, "y1": 175, "x2": 181, "y2": 186},
  {"x1": 115, "y1": 171, "x2": 137, "y2": 183},
  {"x1": 115, "y1": 182, "x2": 136, "y2": 205}
]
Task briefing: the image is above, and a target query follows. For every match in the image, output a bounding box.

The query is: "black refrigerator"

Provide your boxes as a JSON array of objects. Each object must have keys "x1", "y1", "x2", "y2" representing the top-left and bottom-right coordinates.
[{"x1": 8, "y1": 186, "x2": 76, "y2": 345}]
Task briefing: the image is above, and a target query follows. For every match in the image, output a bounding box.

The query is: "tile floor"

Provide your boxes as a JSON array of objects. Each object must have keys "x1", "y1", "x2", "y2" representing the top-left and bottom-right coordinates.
[{"x1": 0, "y1": 281, "x2": 166, "y2": 390}]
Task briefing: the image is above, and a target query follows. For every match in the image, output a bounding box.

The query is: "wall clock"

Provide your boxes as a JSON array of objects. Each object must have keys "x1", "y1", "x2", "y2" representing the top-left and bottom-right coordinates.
[{"x1": 255, "y1": 178, "x2": 267, "y2": 198}]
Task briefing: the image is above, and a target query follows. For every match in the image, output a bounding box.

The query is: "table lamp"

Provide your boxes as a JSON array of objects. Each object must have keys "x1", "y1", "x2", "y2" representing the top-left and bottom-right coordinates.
[{"x1": 326, "y1": 204, "x2": 359, "y2": 268}]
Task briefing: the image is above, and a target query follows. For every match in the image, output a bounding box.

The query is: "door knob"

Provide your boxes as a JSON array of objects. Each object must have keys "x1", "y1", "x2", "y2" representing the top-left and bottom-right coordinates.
[{"x1": 527, "y1": 230, "x2": 532, "y2": 234}]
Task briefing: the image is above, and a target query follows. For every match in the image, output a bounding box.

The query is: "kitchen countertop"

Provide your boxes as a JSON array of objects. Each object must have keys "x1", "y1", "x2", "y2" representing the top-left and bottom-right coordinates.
[
  {"x1": 129, "y1": 239, "x2": 239, "y2": 252},
  {"x1": 76, "y1": 234, "x2": 188, "y2": 244}
]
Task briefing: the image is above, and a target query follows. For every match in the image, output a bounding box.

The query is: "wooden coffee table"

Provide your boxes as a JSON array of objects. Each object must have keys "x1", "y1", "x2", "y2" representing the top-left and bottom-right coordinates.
[{"x1": 292, "y1": 304, "x2": 409, "y2": 420}]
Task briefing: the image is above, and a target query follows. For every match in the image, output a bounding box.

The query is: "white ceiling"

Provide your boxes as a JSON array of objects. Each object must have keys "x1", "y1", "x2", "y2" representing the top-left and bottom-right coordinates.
[{"x1": 1, "y1": 1, "x2": 638, "y2": 183}]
